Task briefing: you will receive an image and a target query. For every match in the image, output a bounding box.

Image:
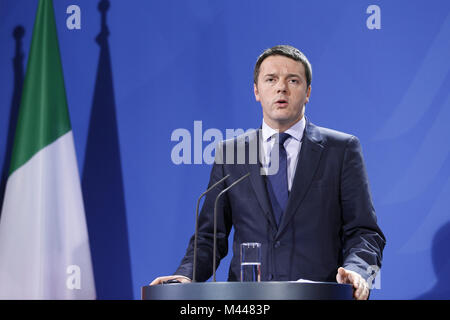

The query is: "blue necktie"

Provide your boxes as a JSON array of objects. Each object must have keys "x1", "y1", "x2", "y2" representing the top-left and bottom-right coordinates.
[{"x1": 267, "y1": 132, "x2": 290, "y2": 227}]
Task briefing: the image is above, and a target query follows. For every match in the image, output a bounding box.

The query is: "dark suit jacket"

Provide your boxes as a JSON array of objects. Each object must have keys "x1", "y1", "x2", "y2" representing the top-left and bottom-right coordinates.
[{"x1": 175, "y1": 119, "x2": 386, "y2": 283}]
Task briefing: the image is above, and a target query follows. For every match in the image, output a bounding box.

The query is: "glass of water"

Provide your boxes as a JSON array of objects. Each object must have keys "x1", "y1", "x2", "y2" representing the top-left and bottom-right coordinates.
[{"x1": 240, "y1": 242, "x2": 261, "y2": 282}]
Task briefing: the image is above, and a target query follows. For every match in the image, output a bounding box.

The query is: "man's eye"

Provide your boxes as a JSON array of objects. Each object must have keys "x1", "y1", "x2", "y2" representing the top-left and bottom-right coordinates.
[
  {"x1": 290, "y1": 79, "x2": 299, "y2": 84},
  {"x1": 266, "y1": 78, "x2": 274, "y2": 82}
]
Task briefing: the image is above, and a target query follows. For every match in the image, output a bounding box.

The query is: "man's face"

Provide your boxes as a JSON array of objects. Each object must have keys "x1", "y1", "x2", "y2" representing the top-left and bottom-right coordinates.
[{"x1": 254, "y1": 55, "x2": 311, "y2": 130}]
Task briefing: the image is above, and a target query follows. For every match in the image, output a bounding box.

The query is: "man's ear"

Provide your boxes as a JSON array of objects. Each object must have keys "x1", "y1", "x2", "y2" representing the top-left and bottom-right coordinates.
[
  {"x1": 305, "y1": 85, "x2": 311, "y2": 104},
  {"x1": 254, "y1": 83, "x2": 260, "y2": 102}
]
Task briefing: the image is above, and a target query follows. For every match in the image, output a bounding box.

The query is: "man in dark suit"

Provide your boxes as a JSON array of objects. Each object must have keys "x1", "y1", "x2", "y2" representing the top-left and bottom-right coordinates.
[{"x1": 151, "y1": 45, "x2": 386, "y2": 300}]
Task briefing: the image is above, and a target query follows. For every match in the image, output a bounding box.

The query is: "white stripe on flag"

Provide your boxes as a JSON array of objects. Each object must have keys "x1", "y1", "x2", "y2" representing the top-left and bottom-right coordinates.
[{"x1": 0, "y1": 131, "x2": 95, "y2": 299}]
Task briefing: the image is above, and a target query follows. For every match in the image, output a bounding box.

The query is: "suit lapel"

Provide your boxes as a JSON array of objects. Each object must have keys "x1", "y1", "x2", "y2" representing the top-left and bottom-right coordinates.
[
  {"x1": 239, "y1": 129, "x2": 278, "y2": 229},
  {"x1": 276, "y1": 121, "x2": 324, "y2": 237}
]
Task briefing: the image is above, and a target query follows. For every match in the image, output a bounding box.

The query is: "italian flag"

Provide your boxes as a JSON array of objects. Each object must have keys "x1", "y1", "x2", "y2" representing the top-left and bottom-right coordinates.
[{"x1": 0, "y1": 0, "x2": 95, "y2": 299}]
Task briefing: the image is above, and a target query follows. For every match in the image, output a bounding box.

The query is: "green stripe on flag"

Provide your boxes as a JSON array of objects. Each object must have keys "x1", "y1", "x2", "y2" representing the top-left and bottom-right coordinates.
[{"x1": 9, "y1": 0, "x2": 71, "y2": 176}]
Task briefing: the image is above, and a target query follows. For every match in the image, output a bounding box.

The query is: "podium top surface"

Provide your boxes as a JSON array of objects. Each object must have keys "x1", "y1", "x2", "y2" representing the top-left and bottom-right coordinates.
[{"x1": 142, "y1": 281, "x2": 353, "y2": 300}]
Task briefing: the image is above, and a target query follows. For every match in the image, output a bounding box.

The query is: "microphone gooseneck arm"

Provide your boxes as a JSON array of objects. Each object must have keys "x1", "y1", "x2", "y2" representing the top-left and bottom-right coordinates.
[
  {"x1": 192, "y1": 174, "x2": 230, "y2": 282},
  {"x1": 212, "y1": 172, "x2": 251, "y2": 282}
]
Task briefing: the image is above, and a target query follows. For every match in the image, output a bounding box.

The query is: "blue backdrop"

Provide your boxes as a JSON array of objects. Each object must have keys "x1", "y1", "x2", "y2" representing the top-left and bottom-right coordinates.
[{"x1": 1, "y1": 0, "x2": 450, "y2": 299}]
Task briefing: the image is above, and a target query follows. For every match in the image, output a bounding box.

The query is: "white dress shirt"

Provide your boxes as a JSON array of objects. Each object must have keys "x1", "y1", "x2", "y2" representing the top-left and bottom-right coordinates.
[{"x1": 261, "y1": 117, "x2": 306, "y2": 191}]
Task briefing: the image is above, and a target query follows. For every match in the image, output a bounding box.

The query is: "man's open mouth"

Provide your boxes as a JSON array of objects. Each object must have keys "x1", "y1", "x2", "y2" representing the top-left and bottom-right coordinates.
[{"x1": 276, "y1": 99, "x2": 288, "y2": 106}]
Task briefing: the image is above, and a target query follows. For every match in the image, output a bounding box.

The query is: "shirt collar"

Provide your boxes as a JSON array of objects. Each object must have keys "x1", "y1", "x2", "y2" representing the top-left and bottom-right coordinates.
[{"x1": 262, "y1": 116, "x2": 306, "y2": 143}]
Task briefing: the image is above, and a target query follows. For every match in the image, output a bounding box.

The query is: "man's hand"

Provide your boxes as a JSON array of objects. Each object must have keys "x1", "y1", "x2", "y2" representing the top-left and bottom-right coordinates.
[
  {"x1": 150, "y1": 275, "x2": 192, "y2": 286},
  {"x1": 336, "y1": 267, "x2": 369, "y2": 300}
]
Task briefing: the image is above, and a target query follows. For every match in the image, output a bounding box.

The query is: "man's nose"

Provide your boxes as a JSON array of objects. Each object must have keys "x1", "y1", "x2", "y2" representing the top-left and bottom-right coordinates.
[{"x1": 276, "y1": 80, "x2": 288, "y2": 93}]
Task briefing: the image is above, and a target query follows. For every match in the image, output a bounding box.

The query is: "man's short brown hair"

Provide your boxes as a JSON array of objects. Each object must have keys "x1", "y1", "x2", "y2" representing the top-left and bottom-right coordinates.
[{"x1": 254, "y1": 45, "x2": 312, "y2": 88}]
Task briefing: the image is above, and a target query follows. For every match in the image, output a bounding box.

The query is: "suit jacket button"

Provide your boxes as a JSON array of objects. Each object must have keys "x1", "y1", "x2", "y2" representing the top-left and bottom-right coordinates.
[{"x1": 274, "y1": 241, "x2": 281, "y2": 248}]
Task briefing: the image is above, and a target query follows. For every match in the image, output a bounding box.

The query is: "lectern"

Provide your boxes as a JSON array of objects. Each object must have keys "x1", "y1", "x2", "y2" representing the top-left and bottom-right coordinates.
[{"x1": 141, "y1": 281, "x2": 353, "y2": 300}]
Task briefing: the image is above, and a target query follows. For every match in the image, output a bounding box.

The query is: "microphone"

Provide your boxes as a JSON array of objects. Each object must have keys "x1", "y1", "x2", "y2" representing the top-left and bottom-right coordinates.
[
  {"x1": 213, "y1": 172, "x2": 251, "y2": 282},
  {"x1": 192, "y1": 174, "x2": 230, "y2": 282}
]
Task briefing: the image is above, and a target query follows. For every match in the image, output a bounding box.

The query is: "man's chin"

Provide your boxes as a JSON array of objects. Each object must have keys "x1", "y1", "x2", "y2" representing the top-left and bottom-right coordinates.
[{"x1": 273, "y1": 115, "x2": 302, "y2": 126}]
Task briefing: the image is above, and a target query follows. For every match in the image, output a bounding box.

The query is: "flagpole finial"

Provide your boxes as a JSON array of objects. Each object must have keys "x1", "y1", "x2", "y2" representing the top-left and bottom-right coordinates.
[
  {"x1": 96, "y1": 0, "x2": 110, "y2": 44},
  {"x1": 13, "y1": 25, "x2": 25, "y2": 40},
  {"x1": 98, "y1": 0, "x2": 110, "y2": 13}
]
